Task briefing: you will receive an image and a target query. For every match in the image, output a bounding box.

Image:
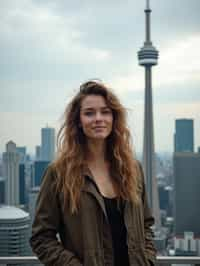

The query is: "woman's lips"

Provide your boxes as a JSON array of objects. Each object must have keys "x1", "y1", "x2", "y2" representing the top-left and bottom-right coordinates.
[{"x1": 93, "y1": 126, "x2": 106, "y2": 129}]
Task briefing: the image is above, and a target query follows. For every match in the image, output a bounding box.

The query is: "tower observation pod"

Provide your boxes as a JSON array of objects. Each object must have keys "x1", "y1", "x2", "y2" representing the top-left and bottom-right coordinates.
[
  {"x1": 138, "y1": 0, "x2": 159, "y2": 66},
  {"x1": 138, "y1": 45, "x2": 159, "y2": 66}
]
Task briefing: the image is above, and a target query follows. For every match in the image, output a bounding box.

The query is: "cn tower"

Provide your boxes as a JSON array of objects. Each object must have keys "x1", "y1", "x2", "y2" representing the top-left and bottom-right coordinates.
[{"x1": 138, "y1": 0, "x2": 161, "y2": 227}]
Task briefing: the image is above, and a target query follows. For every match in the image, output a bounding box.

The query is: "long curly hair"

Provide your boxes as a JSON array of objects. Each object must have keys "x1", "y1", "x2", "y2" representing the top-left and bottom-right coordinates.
[{"x1": 53, "y1": 80, "x2": 141, "y2": 213}]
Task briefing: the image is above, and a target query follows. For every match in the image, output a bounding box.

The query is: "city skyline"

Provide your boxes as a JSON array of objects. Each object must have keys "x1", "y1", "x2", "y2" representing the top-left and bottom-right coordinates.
[
  {"x1": 1, "y1": 0, "x2": 200, "y2": 154},
  {"x1": 1, "y1": 117, "x2": 199, "y2": 157}
]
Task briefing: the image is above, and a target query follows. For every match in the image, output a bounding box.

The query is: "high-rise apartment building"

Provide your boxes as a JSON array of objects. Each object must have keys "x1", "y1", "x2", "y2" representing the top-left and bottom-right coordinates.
[
  {"x1": 174, "y1": 119, "x2": 194, "y2": 152},
  {"x1": 41, "y1": 127, "x2": 55, "y2": 161},
  {"x1": 3, "y1": 141, "x2": 20, "y2": 206},
  {"x1": 173, "y1": 152, "x2": 200, "y2": 255}
]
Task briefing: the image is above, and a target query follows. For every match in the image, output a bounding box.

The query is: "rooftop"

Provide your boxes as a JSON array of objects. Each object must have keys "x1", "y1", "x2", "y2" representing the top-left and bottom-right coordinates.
[{"x1": 0, "y1": 205, "x2": 29, "y2": 220}]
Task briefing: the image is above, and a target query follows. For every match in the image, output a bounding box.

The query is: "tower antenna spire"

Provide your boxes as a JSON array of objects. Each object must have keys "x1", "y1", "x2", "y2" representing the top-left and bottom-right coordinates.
[
  {"x1": 146, "y1": 0, "x2": 150, "y2": 10},
  {"x1": 145, "y1": 0, "x2": 152, "y2": 44}
]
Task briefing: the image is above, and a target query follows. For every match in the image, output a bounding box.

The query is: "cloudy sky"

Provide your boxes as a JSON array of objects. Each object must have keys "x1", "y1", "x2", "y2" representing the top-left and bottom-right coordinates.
[{"x1": 1, "y1": 0, "x2": 200, "y2": 155}]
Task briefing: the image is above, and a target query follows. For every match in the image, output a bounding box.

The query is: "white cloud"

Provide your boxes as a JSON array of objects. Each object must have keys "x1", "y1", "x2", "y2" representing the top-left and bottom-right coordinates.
[
  {"x1": 109, "y1": 68, "x2": 143, "y2": 95},
  {"x1": 155, "y1": 34, "x2": 200, "y2": 88},
  {"x1": 0, "y1": 0, "x2": 112, "y2": 67},
  {"x1": 154, "y1": 102, "x2": 200, "y2": 119}
]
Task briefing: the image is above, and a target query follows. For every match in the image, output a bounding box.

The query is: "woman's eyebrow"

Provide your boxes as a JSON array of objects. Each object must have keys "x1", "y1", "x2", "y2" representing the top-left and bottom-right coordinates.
[
  {"x1": 81, "y1": 106, "x2": 109, "y2": 111},
  {"x1": 101, "y1": 106, "x2": 110, "y2": 109},
  {"x1": 80, "y1": 107, "x2": 95, "y2": 111}
]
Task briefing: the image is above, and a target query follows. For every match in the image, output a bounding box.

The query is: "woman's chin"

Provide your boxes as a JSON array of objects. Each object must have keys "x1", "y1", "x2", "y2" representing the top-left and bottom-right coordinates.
[{"x1": 90, "y1": 134, "x2": 108, "y2": 140}]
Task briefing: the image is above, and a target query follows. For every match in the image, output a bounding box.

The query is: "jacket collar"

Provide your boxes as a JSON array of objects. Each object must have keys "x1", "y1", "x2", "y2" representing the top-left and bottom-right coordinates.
[{"x1": 81, "y1": 166, "x2": 108, "y2": 220}]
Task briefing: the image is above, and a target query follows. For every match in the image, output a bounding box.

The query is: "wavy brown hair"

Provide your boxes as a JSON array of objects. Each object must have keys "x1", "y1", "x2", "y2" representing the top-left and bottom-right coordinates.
[{"x1": 53, "y1": 80, "x2": 141, "y2": 213}]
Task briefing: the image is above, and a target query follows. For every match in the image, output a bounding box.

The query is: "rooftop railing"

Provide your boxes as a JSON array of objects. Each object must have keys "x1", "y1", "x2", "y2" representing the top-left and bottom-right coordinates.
[{"x1": 0, "y1": 256, "x2": 200, "y2": 265}]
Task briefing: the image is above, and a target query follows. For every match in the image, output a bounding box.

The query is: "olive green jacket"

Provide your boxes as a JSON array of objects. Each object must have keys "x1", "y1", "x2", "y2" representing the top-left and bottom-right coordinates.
[{"x1": 30, "y1": 164, "x2": 156, "y2": 266}]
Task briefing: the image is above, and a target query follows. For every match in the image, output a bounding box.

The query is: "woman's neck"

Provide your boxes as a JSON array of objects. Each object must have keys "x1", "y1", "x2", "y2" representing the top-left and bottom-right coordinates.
[{"x1": 86, "y1": 139, "x2": 107, "y2": 164}]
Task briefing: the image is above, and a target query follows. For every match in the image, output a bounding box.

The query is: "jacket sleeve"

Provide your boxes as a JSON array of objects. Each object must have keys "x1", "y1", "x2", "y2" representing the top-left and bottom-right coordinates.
[
  {"x1": 30, "y1": 166, "x2": 83, "y2": 266},
  {"x1": 138, "y1": 163, "x2": 157, "y2": 266}
]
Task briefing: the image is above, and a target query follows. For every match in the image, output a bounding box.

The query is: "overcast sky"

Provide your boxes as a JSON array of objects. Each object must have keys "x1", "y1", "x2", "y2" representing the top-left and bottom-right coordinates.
[{"x1": 1, "y1": 0, "x2": 200, "y2": 155}]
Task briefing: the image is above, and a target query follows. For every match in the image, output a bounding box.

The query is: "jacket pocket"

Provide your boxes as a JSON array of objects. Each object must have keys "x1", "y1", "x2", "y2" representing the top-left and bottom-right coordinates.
[
  {"x1": 83, "y1": 249, "x2": 104, "y2": 266},
  {"x1": 128, "y1": 247, "x2": 150, "y2": 266}
]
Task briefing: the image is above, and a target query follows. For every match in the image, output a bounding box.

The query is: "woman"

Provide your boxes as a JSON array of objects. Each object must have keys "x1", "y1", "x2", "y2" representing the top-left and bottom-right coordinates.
[{"x1": 30, "y1": 80, "x2": 156, "y2": 266}]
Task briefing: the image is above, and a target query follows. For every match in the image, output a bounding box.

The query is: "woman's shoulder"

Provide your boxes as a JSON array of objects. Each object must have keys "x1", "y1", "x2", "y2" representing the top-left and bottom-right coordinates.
[
  {"x1": 41, "y1": 162, "x2": 58, "y2": 186},
  {"x1": 134, "y1": 160, "x2": 145, "y2": 193},
  {"x1": 135, "y1": 160, "x2": 144, "y2": 180}
]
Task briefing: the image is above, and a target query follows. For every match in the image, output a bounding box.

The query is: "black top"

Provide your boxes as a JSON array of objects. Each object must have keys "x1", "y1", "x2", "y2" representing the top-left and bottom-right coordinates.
[{"x1": 103, "y1": 196, "x2": 129, "y2": 266}]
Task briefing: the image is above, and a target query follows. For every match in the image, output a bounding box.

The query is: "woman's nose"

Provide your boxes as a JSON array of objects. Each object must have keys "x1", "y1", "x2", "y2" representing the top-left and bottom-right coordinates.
[{"x1": 95, "y1": 112, "x2": 103, "y2": 121}]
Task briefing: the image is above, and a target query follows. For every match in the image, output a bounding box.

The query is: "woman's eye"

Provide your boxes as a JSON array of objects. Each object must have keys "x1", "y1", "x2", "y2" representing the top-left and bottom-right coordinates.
[
  {"x1": 102, "y1": 109, "x2": 111, "y2": 114},
  {"x1": 85, "y1": 112, "x2": 94, "y2": 116},
  {"x1": 83, "y1": 109, "x2": 111, "y2": 116}
]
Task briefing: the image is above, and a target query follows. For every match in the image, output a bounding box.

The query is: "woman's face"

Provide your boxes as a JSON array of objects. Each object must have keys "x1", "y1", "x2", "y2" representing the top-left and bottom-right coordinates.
[{"x1": 79, "y1": 95, "x2": 113, "y2": 141}]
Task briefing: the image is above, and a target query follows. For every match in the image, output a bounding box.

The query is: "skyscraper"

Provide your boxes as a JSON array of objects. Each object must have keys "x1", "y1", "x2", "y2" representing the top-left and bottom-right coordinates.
[
  {"x1": 173, "y1": 152, "x2": 200, "y2": 255},
  {"x1": 35, "y1": 145, "x2": 41, "y2": 160},
  {"x1": 33, "y1": 160, "x2": 50, "y2": 187},
  {"x1": 16, "y1": 146, "x2": 26, "y2": 163},
  {"x1": 41, "y1": 126, "x2": 55, "y2": 161},
  {"x1": 0, "y1": 177, "x2": 5, "y2": 204},
  {"x1": 19, "y1": 163, "x2": 26, "y2": 206},
  {"x1": 29, "y1": 186, "x2": 40, "y2": 225},
  {"x1": 137, "y1": 0, "x2": 160, "y2": 226},
  {"x1": 174, "y1": 119, "x2": 194, "y2": 152},
  {"x1": 2, "y1": 141, "x2": 20, "y2": 206}
]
